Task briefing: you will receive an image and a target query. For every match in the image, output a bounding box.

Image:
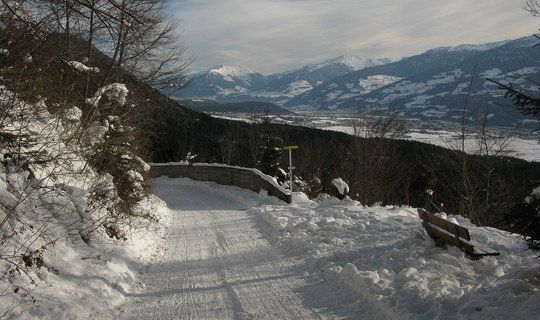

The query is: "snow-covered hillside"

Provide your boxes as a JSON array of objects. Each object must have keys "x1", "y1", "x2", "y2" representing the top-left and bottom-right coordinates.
[
  {"x1": 0, "y1": 82, "x2": 163, "y2": 318},
  {"x1": 172, "y1": 36, "x2": 540, "y2": 128},
  {"x1": 332, "y1": 37, "x2": 540, "y2": 126},
  {"x1": 304, "y1": 55, "x2": 391, "y2": 73},
  {"x1": 284, "y1": 36, "x2": 540, "y2": 127}
]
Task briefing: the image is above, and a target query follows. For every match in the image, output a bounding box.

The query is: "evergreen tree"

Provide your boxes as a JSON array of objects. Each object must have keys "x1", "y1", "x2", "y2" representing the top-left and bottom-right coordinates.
[{"x1": 257, "y1": 114, "x2": 283, "y2": 177}]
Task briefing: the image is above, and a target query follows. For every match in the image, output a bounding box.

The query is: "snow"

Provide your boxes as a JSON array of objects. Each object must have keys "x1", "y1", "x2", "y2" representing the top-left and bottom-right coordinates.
[
  {"x1": 357, "y1": 75, "x2": 402, "y2": 94},
  {"x1": 151, "y1": 161, "x2": 291, "y2": 195},
  {"x1": 309, "y1": 55, "x2": 390, "y2": 72},
  {"x1": 381, "y1": 69, "x2": 462, "y2": 102},
  {"x1": 3, "y1": 168, "x2": 539, "y2": 319},
  {"x1": 209, "y1": 65, "x2": 256, "y2": 83},
  {"x1": 326, "y1": 89, "x2": 343, "y2": 101},
  {"x1": 312, "y1": 114, "x2": 540, "y2": 162},
  {"x1": 118, "y1": 178, "x2": 540, "y2": 319},
  {"x1": 447, "y1": 41, "x2": 507, "y2": 52},
  {"x1": 285, "y1": 80, "x2": 313, "y2": 96},
  {"x1": 481, "y1": 68, "x2": 503, "y2": 78},
  {"x1": 254, "y1": 191, "x2": 540, "y2": 319},
  {"x1": 405, "y1": 129, "x2": 540, "y2": 162},
  {"x1": 331, "y1": 177, "x2": 349, "y2": 195},
  {"x1": 62, "y1": 106, "x2": 83, "y2": 122},
  {"x1": 85, "y1": 83, "x2": 129, "y2": 107},
  {"x1": 526, "y1": 186, "x2": 540, "y2": 204},
  {"x1": 67, "y1": 60, "x2": 100, "y2": 73},
  {"x1": 0, "y1": 84, "x2": 162, "y2": 318},
  {"x1": 116, "y1": 178, "x2": 330, "y2": 319},
  {"x1": 2, "y1": 84, "x2": 539, "y2": 318}
]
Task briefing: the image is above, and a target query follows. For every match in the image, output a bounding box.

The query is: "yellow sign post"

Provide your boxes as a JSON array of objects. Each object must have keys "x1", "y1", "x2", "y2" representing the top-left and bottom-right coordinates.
[{"x1": 283, "y1": 146, "x2": 299, "y2": 193}]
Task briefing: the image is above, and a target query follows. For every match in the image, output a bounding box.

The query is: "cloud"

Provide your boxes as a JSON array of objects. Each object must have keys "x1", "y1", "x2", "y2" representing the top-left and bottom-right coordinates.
[{"x1": 171, "y1": 0, "x2": 538, "y2": 74}]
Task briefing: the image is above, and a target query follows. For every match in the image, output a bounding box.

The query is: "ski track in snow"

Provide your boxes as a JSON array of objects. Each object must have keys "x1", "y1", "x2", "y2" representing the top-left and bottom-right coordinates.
[{"x1": 117, "y1": 178, "x2": 350, "y2": 319}]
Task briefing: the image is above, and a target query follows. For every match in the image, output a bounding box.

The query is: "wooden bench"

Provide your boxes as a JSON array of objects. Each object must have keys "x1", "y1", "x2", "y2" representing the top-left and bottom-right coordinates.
[{"x1": 418, "y1": 209, "x2": 500, "y2": 260}]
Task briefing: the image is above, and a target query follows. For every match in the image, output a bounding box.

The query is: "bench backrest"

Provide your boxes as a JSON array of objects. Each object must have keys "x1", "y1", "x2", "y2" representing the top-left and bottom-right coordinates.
[
  {"x1": 418, "y1": 209, "x2": 470, "y2": 240},
  {"x1": 418, "y1": 209, "x2": 500, "y2": 259},
  {"x1": 418, "y1": 209, "x2": 475, "y2": 254}
]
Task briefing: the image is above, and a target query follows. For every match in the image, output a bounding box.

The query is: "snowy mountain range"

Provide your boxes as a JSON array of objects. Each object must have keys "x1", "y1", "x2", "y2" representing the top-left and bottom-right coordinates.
[
  {"x1": 287, "y1": 37, "x2": 539, "y2": 126},
  {"x1": 171, "y1": 55, "x2": 391, "y2": 105},
  {"x1": 167, "y1": 36, "x2": 540, "y2": 126}
]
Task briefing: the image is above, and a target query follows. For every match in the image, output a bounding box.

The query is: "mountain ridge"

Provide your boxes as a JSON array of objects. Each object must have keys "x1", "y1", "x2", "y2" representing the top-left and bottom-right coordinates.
[
  {"x1": 170, "y1": 54, "x2": 392, "y2": 104},
  {"x1": 166, "y1": 35, "x2": 539, "y2": 127}
]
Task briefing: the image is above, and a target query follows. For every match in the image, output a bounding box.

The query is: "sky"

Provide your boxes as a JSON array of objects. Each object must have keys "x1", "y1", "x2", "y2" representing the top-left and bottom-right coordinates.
[{"x1": 169, "y1": 0, "x2": 539, "y2": 75}]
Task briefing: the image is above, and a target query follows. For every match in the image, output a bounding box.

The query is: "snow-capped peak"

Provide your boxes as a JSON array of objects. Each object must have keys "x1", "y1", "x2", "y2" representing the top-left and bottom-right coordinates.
[
  {"x1": 309, "y1": 55, "x2": 390, "y2": 72},
  {"x1": 207, "y1": 65, "x2": 257, "y2": 83},
  {"x1": 209, "y1": 65, "x2": 255, "y2": 78}
]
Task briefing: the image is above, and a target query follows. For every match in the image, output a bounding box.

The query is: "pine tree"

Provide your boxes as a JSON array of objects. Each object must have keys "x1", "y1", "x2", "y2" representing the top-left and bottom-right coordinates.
[{"x1": 257, "y1": 114, "x2": 283, "y2": 177}]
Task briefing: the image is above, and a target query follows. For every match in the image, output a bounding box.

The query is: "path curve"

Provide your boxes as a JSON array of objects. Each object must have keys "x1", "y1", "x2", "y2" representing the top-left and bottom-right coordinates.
[{"x1": 118, "y1": 178, "x2": 346, "y2": 319}]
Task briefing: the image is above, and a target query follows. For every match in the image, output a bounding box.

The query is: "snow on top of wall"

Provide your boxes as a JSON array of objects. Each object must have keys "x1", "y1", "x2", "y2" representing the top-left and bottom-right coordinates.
[{"x1": 149, "y1": 162, "x2": 290, "y2": 194}]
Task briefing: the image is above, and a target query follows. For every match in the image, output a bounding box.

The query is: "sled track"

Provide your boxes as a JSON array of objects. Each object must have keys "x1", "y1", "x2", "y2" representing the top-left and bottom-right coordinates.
[{"x1": 117, "y1": 178, "x2": 352, "y2": 319}]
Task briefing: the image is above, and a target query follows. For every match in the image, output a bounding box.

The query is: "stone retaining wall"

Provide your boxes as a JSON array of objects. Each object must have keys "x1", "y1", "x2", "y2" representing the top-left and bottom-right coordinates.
[{"x1": 149, "y1": 163, "x2": 292, "y2": 203}]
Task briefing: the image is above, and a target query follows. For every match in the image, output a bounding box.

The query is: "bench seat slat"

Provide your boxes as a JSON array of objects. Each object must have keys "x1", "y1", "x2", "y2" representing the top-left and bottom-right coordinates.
[
  {"x1": 422, "y1": 222, "x2": 476, "y2": 254},
  {"x1": 470, "y1": 245, "x2": 500, "y2": 257}
]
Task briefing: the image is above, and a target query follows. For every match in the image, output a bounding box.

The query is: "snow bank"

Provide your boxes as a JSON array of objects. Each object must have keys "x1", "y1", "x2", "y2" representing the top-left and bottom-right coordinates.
[
  {"x1": 332, "y1": 177, "x2": 349, "y2": 195},
  {"x1": 17, "y1": 193, "x2": 171, "y2": 320},
  {"x1": 0, "y1": 86, "x2": 169, "y2": 319},
  {"x1": 251, "y1": 193, "x2": 540, "y2": 319}
]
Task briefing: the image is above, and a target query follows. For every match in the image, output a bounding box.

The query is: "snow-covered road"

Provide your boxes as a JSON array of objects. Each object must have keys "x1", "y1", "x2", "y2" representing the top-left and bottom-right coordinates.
[
  {"x1": 118, "y1": 178, "x2": 348, "y2": 319},
  {"x1": 113, "y1": 177, "x2": 540, "y2": 320}
]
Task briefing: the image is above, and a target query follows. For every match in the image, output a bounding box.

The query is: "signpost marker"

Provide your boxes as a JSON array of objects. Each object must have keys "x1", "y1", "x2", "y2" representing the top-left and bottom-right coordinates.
[{"x1": 283, "y1": 146, "x2": 299, "y2": 193}]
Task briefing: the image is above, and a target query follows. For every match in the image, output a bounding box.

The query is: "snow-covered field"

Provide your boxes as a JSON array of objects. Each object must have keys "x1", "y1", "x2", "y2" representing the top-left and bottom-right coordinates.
[{"x1": 253, "y1": 187, "x2": 540, "y2": 319}]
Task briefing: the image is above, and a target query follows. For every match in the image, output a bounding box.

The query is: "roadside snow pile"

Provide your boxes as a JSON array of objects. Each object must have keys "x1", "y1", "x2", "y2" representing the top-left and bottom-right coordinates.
[
  {"x1": 332, "y1": 177, "x2": 349, "y2": 195},
  {"x1": 0, "y1": 85, "x2": 169, "y2": 319},
  {"x1": 252, "y1": 193, "x2": 540, "y2": 319}
]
